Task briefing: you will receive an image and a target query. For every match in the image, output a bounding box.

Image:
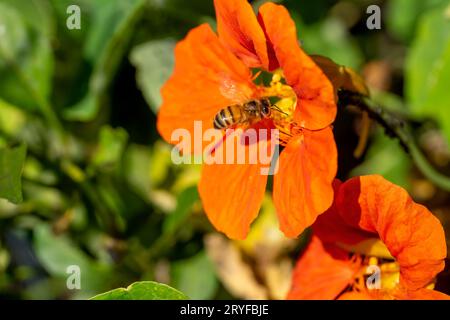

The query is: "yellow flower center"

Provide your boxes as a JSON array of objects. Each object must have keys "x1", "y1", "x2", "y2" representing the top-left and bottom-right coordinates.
[
  {"x1": 342, "y1": 239, "x2": 436, "y2": 299},
  {"x1": 356, "y1": 257, "x2": 400, "y2": 295},
  {"x1": 257, "y1": 70, "x2": 299, "y2": 145}
]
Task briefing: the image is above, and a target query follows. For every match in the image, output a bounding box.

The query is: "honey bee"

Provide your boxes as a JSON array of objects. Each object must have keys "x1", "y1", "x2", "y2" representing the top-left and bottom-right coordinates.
[
  {"x1": 213, "y1": 98, "x2": 272, "y2": 130},
  {"x1": 213, "y1": 75, "x2": 283, "y2": 130}
]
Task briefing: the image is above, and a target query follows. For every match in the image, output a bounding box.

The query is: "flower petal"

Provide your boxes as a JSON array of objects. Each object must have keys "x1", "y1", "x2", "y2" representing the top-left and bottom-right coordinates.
[
  {"x1": 314, "y1": 180, "x2": 378, "y2": 246},
  {"x1": 258, "y1": 3, "x2": 337, "y2": 130},
  {"x1": 157, "y1": 23, "x2": 255, "y2": 153},
  {"x1": 214, "y1": 0, "x2": 269, "y2": 68},
  {"x1": 273, "y1": 127, "x2": 337, "y2": 238},
  {"x1": 198, "y1": 128, "x2": 273, "y2": 240},
  {"x1": 396, "y1": 288, "x2": 450, "y2": 300},
  {"x1": 338, "y1": 291, "x2": 374, "y2": 300},
  {"x1": 287, "y1": 236, "x2": 359, "y2": 300},
  {"x1": 335, "y1": 175, "x2": 447, "y2": 290}
]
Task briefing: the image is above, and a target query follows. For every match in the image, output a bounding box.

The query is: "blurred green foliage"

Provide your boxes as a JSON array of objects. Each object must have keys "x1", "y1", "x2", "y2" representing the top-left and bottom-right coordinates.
[
  {"x1": 0, "y1": 0, "x2": 449, "y2": 299},
  {"x1": 406, "y1": 5, "x2": 450, "y2": 142},
  {"x1": 0, "y1": 144, "x2": 26, "y2": 204},
  {"x1": 386, "y1": 0, "x2": 449, "y2": 42}
]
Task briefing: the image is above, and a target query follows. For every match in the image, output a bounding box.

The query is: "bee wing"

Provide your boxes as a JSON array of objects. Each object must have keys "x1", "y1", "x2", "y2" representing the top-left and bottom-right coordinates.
[{"x1": 219, "y1": 74, "x2": 252, "y2": 104}]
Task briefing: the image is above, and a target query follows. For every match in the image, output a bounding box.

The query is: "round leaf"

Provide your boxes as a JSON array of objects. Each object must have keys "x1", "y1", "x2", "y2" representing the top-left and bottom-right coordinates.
[{"x1": 91, "y1": 281, "x2": 189, "y2": 300}]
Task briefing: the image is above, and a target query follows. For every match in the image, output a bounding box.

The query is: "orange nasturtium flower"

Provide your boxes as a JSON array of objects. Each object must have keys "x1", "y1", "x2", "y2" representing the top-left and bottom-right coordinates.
[
  {"x1": 157, "y1": 0, "x2": 337, "y2": 239},
  {"x1": 287, "y1": 175, "x2": 449, "y2": 300}
]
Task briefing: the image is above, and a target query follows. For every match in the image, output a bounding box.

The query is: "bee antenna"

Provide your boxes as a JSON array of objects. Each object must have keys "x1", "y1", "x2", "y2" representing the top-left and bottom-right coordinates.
[{"x1": 271, "y1": 104, "x2": 289, "y2": 116}]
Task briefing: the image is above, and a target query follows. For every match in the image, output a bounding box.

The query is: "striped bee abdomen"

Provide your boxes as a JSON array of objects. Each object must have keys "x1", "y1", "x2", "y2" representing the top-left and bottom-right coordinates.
[{"x1": 213, "y1": 105, "x2": 244, "y2": 129}]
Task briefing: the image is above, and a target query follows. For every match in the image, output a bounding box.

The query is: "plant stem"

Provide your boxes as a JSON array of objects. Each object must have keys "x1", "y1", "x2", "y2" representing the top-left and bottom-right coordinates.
[{"x1": 339, "y1": 90, "x2": 450, "y2": 192}]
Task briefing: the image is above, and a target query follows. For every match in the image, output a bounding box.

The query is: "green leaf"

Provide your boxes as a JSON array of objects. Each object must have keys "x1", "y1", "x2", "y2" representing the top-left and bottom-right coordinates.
[
  {"x1": 123, "y1": 144, "x2": 152, "y2": 201},
  {"x1": 387, "y1": 0, "x2": 448, "y2": 42},
  {"x1": 64, "y1": 0, "x2": 145, "y2": 121},
  {"x1": 406, "y1": 6, "x2": 450, "y2": 142},
  {"x1": 1, "y1": 0, "x2": 55, "y2": 37},
  {"x1": 0, "y1": 99, "x2": 26, "y2": 136},
  {"x1": 351, "y1": 131, "x2": 412, "y2": 190},
  {"x1": 163, "y1": 186, "x2": 199, "y2": 235},
  {"x1": 150, "y1": 141, "x2": 173, "y2": 188},
  {"x1": 295, "y1": 16, "x2": 363, "y2": 69},
  {"x1": 34, "y1": 223, "x2": 111, "y2": 295},
  {"x1": 91, "y1": 126, "x2": 128, "y2": 170},
  {"x1": 370, "y1": 90, "x2": 408, "y2": 116},
  {"x1": 91, "y1": 281, "x2": 188, "y2": 300},
  {"x1": 0, "y1": 3, "x2": 27, "y2": 61},
  {"x1": 62, "y1": 95, "x2": 98, "y2": 122},
  {"x1": 130, "y1": 39, "x2": 175, "y2": 112},
  {"x1": 0, "y1": 2, "x2": 54, "y2": 110},
  {"x1": 171, "y1": 251, "x2": 218, "y2": 300},
  {"x1": 83, "y1": 0, "x2": 140, "y2": 64},
  {"x1": 0, "y1": 144, "x2": 26, "y2": 204}
]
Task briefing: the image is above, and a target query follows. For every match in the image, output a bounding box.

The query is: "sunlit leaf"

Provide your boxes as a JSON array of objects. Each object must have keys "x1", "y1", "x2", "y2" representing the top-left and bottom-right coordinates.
[
  {"x1": 387, "y1": 0, "x2": 448, "y2": 42},
  {"x1": 0, "y1": 99, "x2": 26, "y2": 135},
  {"x1": 123, "y1": 144, "x2": 152, "y2": 201},
  {"x1": 171, "y1": 164, "x2": 201, "y2": 194},
  {"x1": 91, "y1": 126, "x2": 128, "y2": 170},
  {"x1": 150, "y1": 141, "x2": 173, "y2": 188},
  {"x1": 130, "y1": 39, "x2": 175, "y2": 112},
  {"x1": 0, "y1": 3, "x2": 27, "y2": 60},
  {"x1": 1, "y1": 0, "x2": 54, "y2": 36},
  {"x1": 0, "y1": 144, "x2": 26, "y2": 204},
  {"x1": 0, "y1": 145, "x2": 26, "y2": 203},
  {"x1": 163, "y1": 186, "x2": 199, "y2": 235},
  {"x1": 91, "y1": 281, "x2": 188, "y2": 300},
  {"x1": 237, "y1": 195, "x2": 295, "y2": 259},
  {"x1": 296, "y1": 17, "x2": 363, "y2": 69},
  {"x1": 62, "y1": 95, "x2": 98, "y2": 122},
  {"x1": 0, "y1": 2, "x2": 54, "y2": 110}
]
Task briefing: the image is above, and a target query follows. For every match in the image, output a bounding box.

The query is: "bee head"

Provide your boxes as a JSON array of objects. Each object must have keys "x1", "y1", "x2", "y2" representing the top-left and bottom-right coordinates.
[{"x1": 261, "y1": 98, "x2": 271, "y2": 117}]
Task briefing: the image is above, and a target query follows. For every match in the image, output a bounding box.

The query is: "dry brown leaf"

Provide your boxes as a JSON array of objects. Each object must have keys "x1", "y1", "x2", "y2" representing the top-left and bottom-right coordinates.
[
  {"x1": 205, "y1": 233, "x2": 268, "y2": 299},
  {"x1": 262, "y1": 258, "x2": 293, "y2": 300}
]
